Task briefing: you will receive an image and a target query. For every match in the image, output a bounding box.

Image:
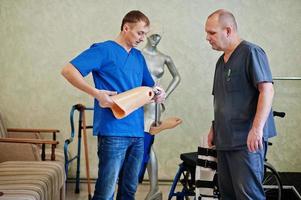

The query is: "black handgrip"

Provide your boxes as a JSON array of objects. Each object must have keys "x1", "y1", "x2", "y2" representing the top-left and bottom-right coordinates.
[
  {"x1": 273, "y1": 111, "x2": 286, "y2": 118},
  {"x1": 64, "y1": 139, "x2": 71, "y2": 145}
]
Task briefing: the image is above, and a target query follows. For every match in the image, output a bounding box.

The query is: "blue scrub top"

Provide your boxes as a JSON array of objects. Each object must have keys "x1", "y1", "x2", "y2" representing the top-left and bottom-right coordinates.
[
  {"x1": 212, "y1": 40, "x2": 277, "y2": 150},
  {"x1": 70, "y1": 40, "x2": 154, "y2": 137}
]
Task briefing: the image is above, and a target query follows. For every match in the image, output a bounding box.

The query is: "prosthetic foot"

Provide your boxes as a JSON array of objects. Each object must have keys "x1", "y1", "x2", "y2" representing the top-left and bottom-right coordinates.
[
  {"x1": 145, "y1": 190, "x2": 163, "y2": 200},
  {"x1": 195, "y1": 135, "x2": 218, "y2": 200},
  {"x1": 149, "y1": 117, "x2": 182, "y2": 135}
]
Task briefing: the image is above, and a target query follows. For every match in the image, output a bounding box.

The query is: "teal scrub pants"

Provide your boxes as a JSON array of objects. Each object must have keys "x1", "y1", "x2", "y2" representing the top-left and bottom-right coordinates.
[{"x1": 217, "y1": 143, "x2": 266, "y2": 200}]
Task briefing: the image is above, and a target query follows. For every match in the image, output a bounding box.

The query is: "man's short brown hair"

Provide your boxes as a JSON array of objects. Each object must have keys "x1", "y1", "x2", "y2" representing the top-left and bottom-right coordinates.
[{"x1": 121, "y1": 10, "x2": 150, "y2": 31}]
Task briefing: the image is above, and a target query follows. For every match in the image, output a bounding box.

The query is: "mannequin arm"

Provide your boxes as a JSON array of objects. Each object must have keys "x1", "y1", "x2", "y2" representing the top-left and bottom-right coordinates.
[{"x1": 165, "y1": 56, "x2": 181, "y2": 99}]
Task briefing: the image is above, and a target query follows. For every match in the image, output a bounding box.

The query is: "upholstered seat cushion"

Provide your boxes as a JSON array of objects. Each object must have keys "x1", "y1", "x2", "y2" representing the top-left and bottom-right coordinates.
[
  {"x1": 0, "y1": 189, "x2": 40, "y2": 200},
  {"x1": 0, "y1": 184, "x2": 45, "y2": 200},
  {"x1": 0, "y1": 161, "x2": 65, "y2": 200}
]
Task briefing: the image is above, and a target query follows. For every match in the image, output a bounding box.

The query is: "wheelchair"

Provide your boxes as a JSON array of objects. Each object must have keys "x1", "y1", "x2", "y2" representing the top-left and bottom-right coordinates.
[
  {"x1": 168, "y1": 150, "x2": 282, "y2": 200},
  {"x1": 168, "y1": 150, "x2": 219, "y2": 200},
  {"x1": 168, "y1": 112, "x2": 284, "y2": 200}
]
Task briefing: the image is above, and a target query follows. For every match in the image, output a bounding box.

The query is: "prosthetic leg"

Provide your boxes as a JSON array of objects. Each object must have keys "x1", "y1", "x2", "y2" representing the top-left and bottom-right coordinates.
[
  {"x1": 110, "y1": 86, "x2": 154, "y2": 119},
  {"x1": 195, "y1": 135, "x2": 218, "y2": 200},
  {"x1": 143, "y1": 104, "x2": 182, "y2": 200},
  {"x1": 145, "y1": 147, "x2": 163, "y2": 200},
  {"x1": 145, "y1": 104, "x2": 163, "y2": 200}
]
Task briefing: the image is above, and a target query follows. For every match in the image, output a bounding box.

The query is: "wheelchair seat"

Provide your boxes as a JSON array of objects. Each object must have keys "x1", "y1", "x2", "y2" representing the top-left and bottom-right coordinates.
[{"x1": 180, "y1": 152, "x2": 198, "y2": 168}]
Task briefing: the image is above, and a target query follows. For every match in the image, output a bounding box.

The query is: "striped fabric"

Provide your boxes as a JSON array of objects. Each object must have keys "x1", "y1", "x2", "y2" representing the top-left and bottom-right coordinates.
[
  {"x1": 0, "y1": 189, "x2": 40, "y2": 200},
  {"x1": 0, "y1": 161, "x2": 65, "y2": 200},
  {"x1": 0, "y1": 112, "x2": 66, "y2": 200},
  {"x1": 0, "y1": 184, "x2": 45, "y2": 200}
]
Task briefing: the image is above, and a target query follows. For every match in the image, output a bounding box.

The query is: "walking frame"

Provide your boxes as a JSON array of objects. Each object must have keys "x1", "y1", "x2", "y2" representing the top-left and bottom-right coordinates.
[{"x1": 64, "y1": 104, "x2": 93, "y2": 200}]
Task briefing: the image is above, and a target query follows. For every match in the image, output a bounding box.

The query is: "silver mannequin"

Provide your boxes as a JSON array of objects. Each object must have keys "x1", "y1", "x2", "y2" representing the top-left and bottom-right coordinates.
[{"x1": 142, "y1": 33, "x2": 181, "y2": 200}]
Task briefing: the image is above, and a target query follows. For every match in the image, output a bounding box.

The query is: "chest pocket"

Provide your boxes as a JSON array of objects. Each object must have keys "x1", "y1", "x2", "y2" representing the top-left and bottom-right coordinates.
[{"x1": 225, "y1": 70, "x2": 242, "y2": 92}]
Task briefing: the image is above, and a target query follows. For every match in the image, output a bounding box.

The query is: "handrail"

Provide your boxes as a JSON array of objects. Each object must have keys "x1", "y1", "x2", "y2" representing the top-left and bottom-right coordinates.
[{"x1": 273, "y1": 76, "x2": 301, "y2": 80}]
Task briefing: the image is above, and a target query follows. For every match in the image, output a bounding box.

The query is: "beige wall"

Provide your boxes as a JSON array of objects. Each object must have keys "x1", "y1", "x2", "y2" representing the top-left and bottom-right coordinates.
[{"x1": 0, "y1": 0, "x2": 300, "y2": 179}]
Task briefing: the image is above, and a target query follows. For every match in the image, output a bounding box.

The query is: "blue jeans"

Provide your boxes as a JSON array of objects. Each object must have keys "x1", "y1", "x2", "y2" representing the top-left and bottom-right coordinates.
[{"x1": 92, "y1": 136, "x2": 144, "y2": 200}]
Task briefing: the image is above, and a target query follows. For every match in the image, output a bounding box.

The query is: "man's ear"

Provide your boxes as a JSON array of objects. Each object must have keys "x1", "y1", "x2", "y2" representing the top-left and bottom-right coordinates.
[
  {"x1": 226, "y1": 27, "x2": 231, "y2": 37},
  {"x1": 123, "y1": 23, "x2": 130, "y2": 32}
]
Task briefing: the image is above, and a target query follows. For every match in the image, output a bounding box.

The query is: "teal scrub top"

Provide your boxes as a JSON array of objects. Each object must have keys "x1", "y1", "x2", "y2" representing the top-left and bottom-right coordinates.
[{"x1": 212, "y1": 40, "x2": 276, "y2": 150}]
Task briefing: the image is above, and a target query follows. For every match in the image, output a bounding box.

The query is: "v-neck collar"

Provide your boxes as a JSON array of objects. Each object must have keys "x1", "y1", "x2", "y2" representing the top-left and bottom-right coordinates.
[
  {"x1": 110, "y1": 40, "x2": 132, "y2": 54},
  {"x1": 223, "y1": 40, "x2": 245, "y2": 64}
]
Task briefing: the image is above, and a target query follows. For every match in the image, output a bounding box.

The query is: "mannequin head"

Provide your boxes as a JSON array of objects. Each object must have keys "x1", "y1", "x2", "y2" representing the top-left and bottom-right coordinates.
[{"x1": 147, "y1": 34, "x2": 161, "y2": 47}]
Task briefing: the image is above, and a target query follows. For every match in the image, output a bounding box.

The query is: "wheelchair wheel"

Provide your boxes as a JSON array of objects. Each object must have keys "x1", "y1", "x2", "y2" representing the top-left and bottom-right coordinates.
[
  {"x1": 263, "y1": 162, "x2": 282, "y2": 200},
  {"x1": 180, "y1": 169, "x2": 195, "y2": 200}
]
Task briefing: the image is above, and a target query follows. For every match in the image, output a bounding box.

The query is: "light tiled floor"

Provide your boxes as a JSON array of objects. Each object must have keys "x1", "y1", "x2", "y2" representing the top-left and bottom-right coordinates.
[{"x1": 66, "y1": 181, "x2": 176, "y2": 200}]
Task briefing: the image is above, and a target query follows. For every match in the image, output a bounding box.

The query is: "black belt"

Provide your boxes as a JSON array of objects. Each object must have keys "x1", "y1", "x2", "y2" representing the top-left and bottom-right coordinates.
[
  {"x1": 195, "y1": 180, "x2": 216, "y2": 188},
  {"x1": 197, "y1": 158, "x2": 217, "y2": 170},
  {"x1": 198, "y1": 147, "x2": 217, "y2": 157}
]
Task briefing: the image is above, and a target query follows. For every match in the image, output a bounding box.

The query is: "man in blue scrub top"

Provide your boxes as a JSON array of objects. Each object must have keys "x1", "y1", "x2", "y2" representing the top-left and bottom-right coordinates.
[
  {"x1": 205, "y1": 9, "x2": 276, "y2": 200},
  {"x1": 61, "y1": 10, "x2": 165, "y2": 200}
]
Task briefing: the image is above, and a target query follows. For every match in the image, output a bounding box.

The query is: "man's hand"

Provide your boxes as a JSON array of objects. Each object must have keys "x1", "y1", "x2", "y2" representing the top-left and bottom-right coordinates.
[
  {"x1": 96, "y1": 90, "x2": 117, "y2": 108},
  {"x1": 153, "y1": 86, "x2": 166, "y2": 103},
  {"x1": 207, "y1": 127, "x2": 214, "y2": 148},
  {"x1": 247, "y1": 127, "x2": 263, "y2": 152}
]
